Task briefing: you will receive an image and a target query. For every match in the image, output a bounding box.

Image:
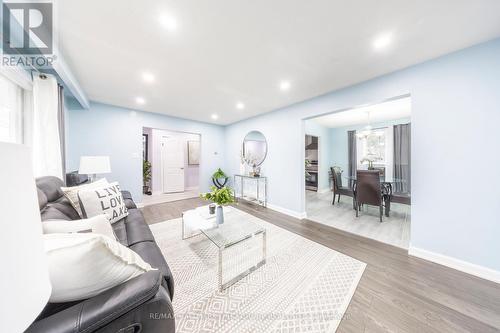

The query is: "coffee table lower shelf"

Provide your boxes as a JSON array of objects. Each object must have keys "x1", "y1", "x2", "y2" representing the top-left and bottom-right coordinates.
[{"x1": 217, "y1": 230, "x2": 266, "y2": 291}]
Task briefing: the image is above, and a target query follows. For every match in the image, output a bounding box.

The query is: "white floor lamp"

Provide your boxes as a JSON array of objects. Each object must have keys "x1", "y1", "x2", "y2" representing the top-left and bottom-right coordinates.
[{"x1": 0, "y1": 143, "x2": 52, "y2": 332}]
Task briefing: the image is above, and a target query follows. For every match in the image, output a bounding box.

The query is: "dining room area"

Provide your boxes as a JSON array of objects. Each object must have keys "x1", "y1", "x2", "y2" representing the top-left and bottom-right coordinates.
[{"x1": 304, "y1": 96, "x2": 412, "y2": 249}]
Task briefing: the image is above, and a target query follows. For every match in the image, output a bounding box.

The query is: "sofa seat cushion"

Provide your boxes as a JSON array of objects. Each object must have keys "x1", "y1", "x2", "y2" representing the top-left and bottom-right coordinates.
[
  {"x1": 130, "y1": 241, "x2": 174, "y2": 299},
  {"x1": 112, "y1": 209, "x2": 155, "y2": 247}
]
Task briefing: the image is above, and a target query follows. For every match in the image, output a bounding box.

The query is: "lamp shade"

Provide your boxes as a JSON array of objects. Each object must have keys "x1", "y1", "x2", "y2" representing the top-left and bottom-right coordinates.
[
  {"x1": 79, "y1": 156, "x2": 111, "y2": 174},
  {"x1": 0, "y1": 143, "x2": 51, "y2": 332}
]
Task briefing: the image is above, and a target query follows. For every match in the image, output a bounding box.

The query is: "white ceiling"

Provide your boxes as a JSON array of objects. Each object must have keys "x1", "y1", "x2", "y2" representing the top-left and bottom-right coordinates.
[
  {"x1": 58, "y1": 0, "x2": 500, "y2": 125},
  {"x1": 311, "y1": 97, "x2": 411, "y2": 128}
]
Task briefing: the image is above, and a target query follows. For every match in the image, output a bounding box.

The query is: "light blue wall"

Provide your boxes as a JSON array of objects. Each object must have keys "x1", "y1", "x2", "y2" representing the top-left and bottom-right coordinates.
[
  {"x1": 225, "y1": 38, "x2": 500, "y2": 271},
  {"x1": 304, "y1": 121, "x2": 333, "y2": 191},
  {"x1": 66, "y1": 38, "x2": 500, "y2": 272},
  {"x1": 328, "y1": 118, "x2": 411, "y2": 176},
  {"x1": 66, "y1": 101, "x2": 226, "y2": 201}
]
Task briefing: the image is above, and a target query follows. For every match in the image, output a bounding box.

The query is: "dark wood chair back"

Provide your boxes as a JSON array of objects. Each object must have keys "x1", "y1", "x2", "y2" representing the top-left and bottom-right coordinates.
[
  {"x1": 330, "y1": 167, "x2": 343, "y2": 190},
  {"x1": 355, "y1": 170, "x2": 382, "y2": 206}
]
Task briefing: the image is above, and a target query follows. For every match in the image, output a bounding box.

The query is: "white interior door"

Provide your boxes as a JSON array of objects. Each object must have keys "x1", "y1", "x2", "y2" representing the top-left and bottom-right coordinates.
[{"x1": 161, "y1": 136, "x2": 185, "y2": 193}]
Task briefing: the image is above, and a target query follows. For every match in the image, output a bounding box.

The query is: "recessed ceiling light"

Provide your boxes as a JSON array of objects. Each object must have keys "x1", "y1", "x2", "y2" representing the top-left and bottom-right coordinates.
[
  {"x1": 236, "y1": 102, "x2": 245, "y2": 110},
  {"x1": 373, "y1": 33, "x2": 393, "y2": 50},
  {"x1": 159, "y1": 14, "x2": 178, "y2": 32},
  {"x1": 279, "y1": 80, "x2": 291, "y2": 91},
  {"x1": 142, "y1": 72, "x2": 155, "y2": 83},
  {"x1": 135, "y1": 97, "x2": 146, "y2": 105},
  {"x1": 211, "y1": 114, "x2": 219, "y2": 120}
]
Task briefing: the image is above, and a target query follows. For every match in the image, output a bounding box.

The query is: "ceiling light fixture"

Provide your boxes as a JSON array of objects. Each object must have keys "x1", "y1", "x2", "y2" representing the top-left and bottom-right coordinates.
[
  {"x1": 135, "y1": 97, "x2": 146, "y2": 105},
  {"x1": 279, "y1": 80, "x2": 291, "y2": 91},
  {"x1": 373, "y1": 33, "x2": 393, "y2": 50},
  {"x1": 159, "y1": 14, "x2": 178, "y2": 32},
  {"x1": 211, "y1": 114, "x2": 219, "y2": 120},
  {"x1": 356, "y1": 111, "x2": 373, "y2": 138},
  {"x1": 236, "y1": 102, "x2": 245, "y2": 110},
  {"x1": 142, "y1": 72, "x2": 155, "y2": 83}
]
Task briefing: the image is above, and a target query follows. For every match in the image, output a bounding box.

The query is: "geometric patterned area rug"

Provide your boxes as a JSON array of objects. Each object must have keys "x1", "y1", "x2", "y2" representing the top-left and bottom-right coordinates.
[{"x1": 150, "y1": 208, "x2": 366, "y2": 333}]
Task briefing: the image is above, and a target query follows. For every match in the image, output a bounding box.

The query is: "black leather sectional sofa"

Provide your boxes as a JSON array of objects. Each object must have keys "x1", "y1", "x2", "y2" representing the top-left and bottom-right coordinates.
[{"x1": 26, "y1": 176, "x2": 175, "y2": 333}]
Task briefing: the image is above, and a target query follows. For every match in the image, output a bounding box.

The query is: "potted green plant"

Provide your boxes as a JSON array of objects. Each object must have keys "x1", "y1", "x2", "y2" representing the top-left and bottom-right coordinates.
[
  {"x1": 200, "y1": 186, "x2": 235, "y2": 225},
  {"x1": 212, "y1": 168, "x2": 229, "y2": 189},
  {"x1": 143, "y1": 160, "x2": 152, "y2": 195}
]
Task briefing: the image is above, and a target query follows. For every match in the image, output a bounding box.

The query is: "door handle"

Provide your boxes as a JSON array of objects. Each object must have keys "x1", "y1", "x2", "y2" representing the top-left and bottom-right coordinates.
[{"x1": 180, "y1": 167, "x2": 184, "y2": 170}]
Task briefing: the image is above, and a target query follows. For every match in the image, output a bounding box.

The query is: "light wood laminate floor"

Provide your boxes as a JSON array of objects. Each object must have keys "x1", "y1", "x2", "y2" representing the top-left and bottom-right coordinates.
[
  {"x1": 141, "y1": 188, "x2": 199, "y2": 207},
  {"x1": 306, "y1": 190, "x2": 411, "y2": 249},
  {"x1": 142, "y1": 199, "x2": 500, "y2": 333}
]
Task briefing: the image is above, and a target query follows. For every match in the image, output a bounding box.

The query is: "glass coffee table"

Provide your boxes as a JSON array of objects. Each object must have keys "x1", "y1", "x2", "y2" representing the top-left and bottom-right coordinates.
[{"x1": 182, "y1": 206, "x2": 267, "y2": 291}]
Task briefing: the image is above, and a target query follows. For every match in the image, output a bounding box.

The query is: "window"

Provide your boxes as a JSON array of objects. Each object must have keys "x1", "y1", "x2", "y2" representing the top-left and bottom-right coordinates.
[
  {"x1": 0, "y1": 74, "x2": 23, "y2": 143},
  {"x1": 362, "y1": 130, "x2": 386, "y2": 164},
  {"x1": 356, "y1": 127, "x2": 393, "y2": 173}
]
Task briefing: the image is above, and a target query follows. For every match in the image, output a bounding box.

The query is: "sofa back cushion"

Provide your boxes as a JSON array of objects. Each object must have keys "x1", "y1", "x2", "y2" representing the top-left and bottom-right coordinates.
[
  {"x1": 36, "y1": 176, "x2": 64, "y2": 202},
  {"x1": 36, "y1": 176, "x2": 79, "y2": 221}
]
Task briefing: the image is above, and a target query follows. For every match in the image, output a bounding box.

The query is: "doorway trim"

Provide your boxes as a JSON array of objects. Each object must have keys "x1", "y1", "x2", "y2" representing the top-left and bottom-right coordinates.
[
  {"x1": 300, "y1": 93, "x2": 412, "y2": 251},
  {"x1": 142, "y1": 126, "x2": 202, "y2": 197}
]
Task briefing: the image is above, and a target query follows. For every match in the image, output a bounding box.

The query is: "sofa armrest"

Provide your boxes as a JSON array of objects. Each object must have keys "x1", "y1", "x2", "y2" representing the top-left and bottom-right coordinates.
[
  {"x1": 26, "y1": 270, "x2": 167, "y2": 333},
  {"x1": 121, "y1": 190, "x2": 137, "y2": 209}
]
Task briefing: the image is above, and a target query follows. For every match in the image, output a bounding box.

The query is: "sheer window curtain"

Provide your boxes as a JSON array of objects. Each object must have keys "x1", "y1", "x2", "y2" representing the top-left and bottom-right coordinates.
[{"x1": 29, "y1": 74, "x2": 65, "y2": 179}]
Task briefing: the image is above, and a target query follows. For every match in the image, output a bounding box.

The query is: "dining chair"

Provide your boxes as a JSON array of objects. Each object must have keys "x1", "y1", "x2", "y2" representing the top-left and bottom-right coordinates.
[
  {"x1": 331, "y1": 167, "x2": 353, "y2": 205},
  {"x1": 354, "y1": 170, "x2": 389, "y2": 222}
]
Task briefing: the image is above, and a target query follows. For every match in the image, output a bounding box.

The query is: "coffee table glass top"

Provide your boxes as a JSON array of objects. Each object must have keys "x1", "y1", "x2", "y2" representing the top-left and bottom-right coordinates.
[{"x1": 200, "y1": 209, "x2": 265, "y2": 249}]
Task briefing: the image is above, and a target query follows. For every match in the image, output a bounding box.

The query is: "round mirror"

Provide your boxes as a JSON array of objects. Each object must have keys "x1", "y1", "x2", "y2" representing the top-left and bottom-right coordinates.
[{"x1": 242, "y1": 131, "x2": 267, "y2": 167}]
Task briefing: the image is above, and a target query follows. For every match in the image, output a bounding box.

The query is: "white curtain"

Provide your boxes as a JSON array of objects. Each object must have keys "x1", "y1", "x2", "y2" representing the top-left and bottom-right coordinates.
[{"x1": 31, "y1": 74, "x2": 63, "y2": 179}]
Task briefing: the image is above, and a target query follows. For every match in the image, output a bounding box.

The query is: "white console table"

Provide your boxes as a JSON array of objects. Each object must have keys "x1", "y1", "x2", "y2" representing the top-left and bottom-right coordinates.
[{"x1": 234, "y1": 175, "x2": 267, "y2": 207}]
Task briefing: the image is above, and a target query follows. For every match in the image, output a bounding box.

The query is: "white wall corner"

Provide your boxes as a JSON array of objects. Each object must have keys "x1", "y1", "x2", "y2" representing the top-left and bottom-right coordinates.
[
  {"x1": 266, "y1": 203, "x2": 307, "y2": 220},
  {"x1": 409, "y1": 246, "x2": 500, "y2": 284}
]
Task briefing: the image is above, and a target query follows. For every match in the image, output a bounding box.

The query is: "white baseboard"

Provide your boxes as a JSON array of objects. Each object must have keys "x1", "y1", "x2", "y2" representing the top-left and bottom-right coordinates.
[
  {"x1": 266, "y1": 203, "x2": 307, "y2": 220},
  {"x1": 136, "y1": 202, "x2": 144, "y2": 208},
  {"x1": 318, "y1": 187, "x2": 331, "y2": 194},
  {"x1": 409, "y1": 246, "x2": 500, "y2": 284}
]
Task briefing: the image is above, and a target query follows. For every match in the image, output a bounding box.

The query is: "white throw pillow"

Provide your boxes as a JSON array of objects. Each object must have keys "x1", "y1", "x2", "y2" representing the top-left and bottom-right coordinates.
[
  {"x1": 42, "y1": 215, "x2": 116, "y2": 240},
  {"x1": 78, "y1": 182, "x2": 128, "y2": 224},
  {"x1": 61, "y1": 178, "x2": 108, "y2": 217},
  {"x1": 43, "y1": 233, "x2": 153, "y2": 302}
]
